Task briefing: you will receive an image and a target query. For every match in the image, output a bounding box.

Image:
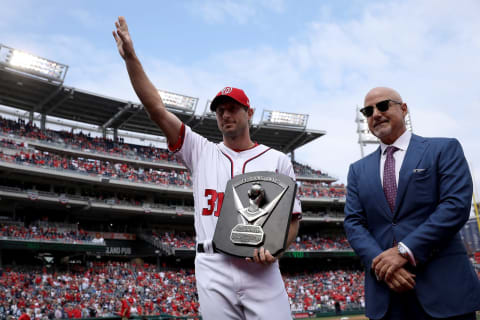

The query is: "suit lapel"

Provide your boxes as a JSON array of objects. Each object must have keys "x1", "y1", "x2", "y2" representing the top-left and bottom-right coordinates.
[
  {"x1": 394, "y1": 134, "x2": 427, "y2": 216},
  {"x1": 366, "y1": 146, "x2": 392, "y2": 218}
]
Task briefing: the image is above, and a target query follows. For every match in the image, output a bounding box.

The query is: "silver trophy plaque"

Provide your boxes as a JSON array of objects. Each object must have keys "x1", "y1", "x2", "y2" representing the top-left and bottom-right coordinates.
[{"x1": 212, "y1": 171, "x2": 297, "y2": 258}]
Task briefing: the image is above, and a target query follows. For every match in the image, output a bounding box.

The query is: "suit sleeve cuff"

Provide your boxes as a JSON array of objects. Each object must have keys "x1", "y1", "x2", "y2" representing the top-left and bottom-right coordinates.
[{"x1": 399, "y1": 242, "x2": 417, "y2": 267}]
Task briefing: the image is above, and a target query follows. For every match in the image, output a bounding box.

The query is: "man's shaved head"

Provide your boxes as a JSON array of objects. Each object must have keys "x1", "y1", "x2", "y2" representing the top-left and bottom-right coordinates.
[{"x1": 364, "y1": 87, "x2": 403, "y2": 106}]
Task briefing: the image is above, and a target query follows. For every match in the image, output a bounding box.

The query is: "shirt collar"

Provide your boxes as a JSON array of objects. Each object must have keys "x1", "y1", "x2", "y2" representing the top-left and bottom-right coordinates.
[{"x1": 380, "y1": 130, "x2": 412, "y2": 155}]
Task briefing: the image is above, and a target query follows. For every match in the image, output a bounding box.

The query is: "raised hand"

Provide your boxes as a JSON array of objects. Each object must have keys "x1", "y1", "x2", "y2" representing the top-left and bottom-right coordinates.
[{"x1": 112, "y1": 16, "x2": 135, "y2": 60}]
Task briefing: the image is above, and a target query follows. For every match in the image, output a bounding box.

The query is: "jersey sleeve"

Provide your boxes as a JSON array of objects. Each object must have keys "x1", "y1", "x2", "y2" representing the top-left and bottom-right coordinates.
[
  {"x1": 278, "y1": 154, "x2": 302, "y2": 218},
  {"x1": 168, "y1": 124, "x2": 210, "y2": 173}
]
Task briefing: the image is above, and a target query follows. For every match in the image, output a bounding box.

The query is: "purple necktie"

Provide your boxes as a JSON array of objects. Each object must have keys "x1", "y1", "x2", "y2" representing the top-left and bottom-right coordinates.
[{"x1": 383, "y1": 146, "x2": 399, "y2": 213}]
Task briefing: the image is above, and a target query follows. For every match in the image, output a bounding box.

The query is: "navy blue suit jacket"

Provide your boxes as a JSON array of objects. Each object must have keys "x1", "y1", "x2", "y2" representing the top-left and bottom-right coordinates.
[{"x1": 344, "y1": 134, "x2": 480, "y2": 319}]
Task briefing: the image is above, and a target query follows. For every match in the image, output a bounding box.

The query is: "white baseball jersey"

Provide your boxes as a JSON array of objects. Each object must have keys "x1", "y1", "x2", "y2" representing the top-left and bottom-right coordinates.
[
  {"x1": 169, "y1": 124, "x2": 301, "y2": 319},
  {"x1": 171, "y1": 124, "x2": 301, "y2": 244}
]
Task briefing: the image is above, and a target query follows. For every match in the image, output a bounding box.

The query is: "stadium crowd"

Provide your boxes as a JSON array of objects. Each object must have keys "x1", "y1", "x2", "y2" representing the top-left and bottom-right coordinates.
[
  {"x1": 1, "y1": 117, "x2": 329, "y2": 180},
  {"x1": 0, "y1": 115, "x2": 347, "y2": 199},
  {"x1": 285, "y1": 270, "x2": 365, "y2": 313},
  {"x1": 149, "y1": 231, "x2": 351, "y2": 252},
  {"x1": 0, "y1": 262, "x2": 199, "y2": 320},
  {"x1": 0, "y1": 117, "x2": 182, "y2": 165},
  {"x1": 151, "y1": 231, "x2": 195, "y2": 250},
  {"x1": 298, "y1": 182, "x2": 346, "y2": 199},
  {"x1": 0, "y1": 116, "x2": 336, "y2": 183},
  {"x1": 293, "y1": 161, "x2": 328, "y2": 178},
  {"x1": 0, "y1": 261, "x2": 366, "y2": 320},
  {"x1": 0, "y1": 224, "x2": 351, "y2": 252},
  {"x1": 0, "y1": 224, "x2": 100, "y2": 244},
  {"x1": 0, "y1": 148, "x2": 192, "y2": 188},
  {"x1": 0, "y1": 142, "x2": 346, "y2": 199},
  {"x1": 290, "y1": 234, "x2": 351, "y2": 251}
]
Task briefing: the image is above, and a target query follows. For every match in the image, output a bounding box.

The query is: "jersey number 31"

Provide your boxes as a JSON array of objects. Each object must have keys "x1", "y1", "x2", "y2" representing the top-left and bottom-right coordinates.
[{"x1": 202, "y1": 189, "x2": 224, "y2": 217}]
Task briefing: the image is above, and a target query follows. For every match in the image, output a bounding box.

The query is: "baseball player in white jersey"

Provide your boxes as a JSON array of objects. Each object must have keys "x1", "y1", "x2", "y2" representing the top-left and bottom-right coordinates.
[{"x1": 113, "y1": 16, "x2": 302, "y2": 319}]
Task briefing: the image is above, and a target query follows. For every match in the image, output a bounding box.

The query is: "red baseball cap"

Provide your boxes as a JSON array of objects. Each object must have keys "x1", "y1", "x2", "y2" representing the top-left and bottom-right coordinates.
[{"x1": 210, "y1": 87, "x2": 250, "y2": 111}]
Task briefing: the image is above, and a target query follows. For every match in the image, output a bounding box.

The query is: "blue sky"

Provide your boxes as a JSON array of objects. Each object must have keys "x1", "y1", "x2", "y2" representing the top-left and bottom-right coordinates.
[{"x1": 1, "y1": 0, "x2": 480, "y2": 199}]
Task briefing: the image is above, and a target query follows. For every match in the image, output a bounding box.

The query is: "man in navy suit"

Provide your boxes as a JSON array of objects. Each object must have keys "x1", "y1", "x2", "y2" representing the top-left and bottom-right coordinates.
[{"x1": 344, "y1": 87, "x2": 480, "y2": 320}]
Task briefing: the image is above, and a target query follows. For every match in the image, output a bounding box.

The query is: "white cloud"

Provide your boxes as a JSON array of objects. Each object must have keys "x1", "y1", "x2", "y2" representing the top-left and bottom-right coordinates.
[
  {"x1": 187, "y1": 0, "x2": 257, "y2": 24},
  {"x1": 187, "y1": 0, "x2": 285, "y2": 24},
  {"x1": 67, "y1": 9, "x2": 100, "y2": 29}
]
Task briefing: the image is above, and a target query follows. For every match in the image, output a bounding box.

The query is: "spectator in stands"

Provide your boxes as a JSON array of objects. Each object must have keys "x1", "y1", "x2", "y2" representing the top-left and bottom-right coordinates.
[
  {"x1": 120, "y1": 297, "x2": 130, "y2": 320},
  {"x1": 18, "y1": 309, "x2": 31, "y2": 320}
]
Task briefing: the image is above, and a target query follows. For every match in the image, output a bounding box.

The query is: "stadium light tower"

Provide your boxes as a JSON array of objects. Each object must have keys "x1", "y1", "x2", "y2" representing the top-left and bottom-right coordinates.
[
  {"x1": 0, "y1": 44, "x2": 68, "y2": 83},
  {"x1": 261, "y1": 110, "x2": 308, "y2": 128},
  {"x1": 157, "y1": 89, "x2": 198, "y2": 114},
  {"x1": 355, "y1": 105, "x2": 413, "y2": 158}
]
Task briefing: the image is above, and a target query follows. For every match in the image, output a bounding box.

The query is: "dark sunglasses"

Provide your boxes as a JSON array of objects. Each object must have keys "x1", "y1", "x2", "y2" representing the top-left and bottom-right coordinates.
[{"x1": 360, "y1": 99, "x2": 402, "y2": 117}]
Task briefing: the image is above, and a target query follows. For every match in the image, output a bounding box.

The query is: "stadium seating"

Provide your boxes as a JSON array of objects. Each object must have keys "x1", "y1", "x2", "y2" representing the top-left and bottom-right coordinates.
[
  {"x1": 285, "y1": 270, "x2": 365, "y2": 313},
  {"x1": 298, "y1": 181, "x2": 346, "y2": 199},
  {"x1": 0, "y1": 261, "x2": 365, "y2": 319},
  {"x1": 0, "y1": 223, "x2": 101, "y2": 244},
  {"x1": 0, "y1": 134, "x2": 346, "y2": 200},
  {"x1": 146, "y1": 231, "x2": 351, "y2": 252},
  {"x1": 0, "y1": 262, "x2": 198, "y2": 318},
  {"x1": 0, "y1": 117, "x2": 183, "y2": 165}
]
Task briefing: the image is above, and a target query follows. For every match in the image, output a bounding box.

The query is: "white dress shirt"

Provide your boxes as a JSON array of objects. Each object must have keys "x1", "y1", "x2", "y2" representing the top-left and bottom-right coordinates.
[
  {"x1": 379, "y1": 130, "x2": 416, "y2": 265},
  {"x1": 379, "y1": 130, "x2": 412, "y2": 187}
]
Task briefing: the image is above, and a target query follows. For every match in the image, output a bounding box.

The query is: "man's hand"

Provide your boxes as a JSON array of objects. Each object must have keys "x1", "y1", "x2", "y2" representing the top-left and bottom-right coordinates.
[
  {"x1": 245, "y1": 247, "x2": 276, "y2": 265},
  {"x1": 113, "y1": 16, "x2": 135, "y2": 60},
  {"x1": 372, "y1": 247, "x2": 408, "y2": 281},
  {"x1": 384, "y1": 267, "x2": 416, "y2": 293}
]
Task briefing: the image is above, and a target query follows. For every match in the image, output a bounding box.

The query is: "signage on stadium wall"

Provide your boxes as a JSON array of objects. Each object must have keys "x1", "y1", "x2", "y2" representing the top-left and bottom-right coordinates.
[
  {"x1": 105, "y1": 246, "x2": 132, "y2": 255},
  {"x1": 99, "y1": 239, "x2": 155, "y2": 256},
  {"x1": 293, "y1": 312, "x2": 312, "y2": 319},
  {"x1": 286, "y1": 251, "x2": 305, "y2": 258}
]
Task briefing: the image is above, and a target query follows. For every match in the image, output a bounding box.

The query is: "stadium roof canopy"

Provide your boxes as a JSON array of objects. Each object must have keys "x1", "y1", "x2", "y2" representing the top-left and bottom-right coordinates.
[{"x1": 0, "y1": 63, "x2": 325, "y2": 154}]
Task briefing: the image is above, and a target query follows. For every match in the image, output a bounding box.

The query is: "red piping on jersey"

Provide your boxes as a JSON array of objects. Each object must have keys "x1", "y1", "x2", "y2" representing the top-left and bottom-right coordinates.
[
  {"x1": 231, "y1": 142, "x2": 259, "y2": 153},
  {"x1": 220, "y1": 151, "x2": 234, "y2": 178},
  {"x1": 168, "y1": 123, "x2": 186, "y2": 152},
  {"x1": 242, "y1": 147, "x2": 272, "y2": 173}
]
